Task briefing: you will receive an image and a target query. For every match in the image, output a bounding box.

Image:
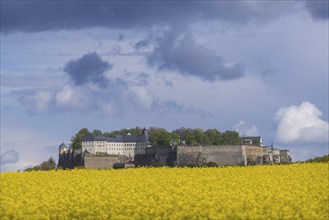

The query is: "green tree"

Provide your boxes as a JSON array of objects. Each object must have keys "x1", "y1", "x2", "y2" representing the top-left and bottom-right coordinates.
[
  {"x1": 102, "y1": 132, "x2": 112, "y2": 138},
  {"x1": 92, "y1": 129, "x2": 103, "y2": 136},
  {"x1": 194, "y1": 128, "x2": 204, "y2": 144},
  {"x1": 222, "y1": 130, "x2": 241, "y2": 144},
  {"x1": 128, "y1": 127, "x2": 143, "y2": 135},
  {"x1": 40, "y1": 157, "x2": 57, "y2": 170},
  {"x1": 32, "y1": 165, "x2": 41, "y2": 171},
  {"x1": 149, "y1": 127, "x2": 172, "y2": 146},
  {"x1": 107, "y1": 130, "x2": 123, "y2": 137},
  {"x1": 25, "y1": 157, "x2": 57, "y2": 171},
  {"x1": 79, "y1": 128, "x2": 90, "y2": 134},
  {"x1": 305, "y1": 154, "x2": 329, "y2": 163},
  {"x1": 174, "y1": 128, "x2": 197, "y2": 145},
  {"x1": 120, "y1": 128, "x2": 129, "y2": 135},
  {"x1": 170, "y1": 132, "x2": 180, "y2": 146},
  {"x1": 71, "y1": 128, "x2": 91, "y2": 149},
  {"x1": 185, "y1": 129, "x2": 197, "y2": 145},
  {"x1": 204, "y1": 129, "x2": 222, "y2": 145}
]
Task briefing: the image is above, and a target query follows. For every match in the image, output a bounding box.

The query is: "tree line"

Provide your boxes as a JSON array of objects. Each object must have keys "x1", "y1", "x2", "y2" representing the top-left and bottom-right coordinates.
[
  {"x1": 24, "y1": 157, "x2": 57, "y2": 171},
  {"x1": 303, "y1": 154, "x2": 329, "y2": 163},
  {"x1": 71, "y1": 127, "x2": 242, "y2": 149}
]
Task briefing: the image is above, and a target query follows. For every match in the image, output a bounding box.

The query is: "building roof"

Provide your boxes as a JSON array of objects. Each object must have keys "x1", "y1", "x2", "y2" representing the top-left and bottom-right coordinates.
[
  {"x1": 94, "y1": 136, "x2": 108, "y2": 141},
  {"x1": 59, "y1": 142, "x2": 67, "y2": 148},
  {"x1": 81, "y1": 134, "x2": 95, "y2": 141},
  {"x1": 241, "y1": 136, "x2": 262, "y2": 140},
  {"x1": 81, "y1": 133, "x2": 147, "y2": 143}
]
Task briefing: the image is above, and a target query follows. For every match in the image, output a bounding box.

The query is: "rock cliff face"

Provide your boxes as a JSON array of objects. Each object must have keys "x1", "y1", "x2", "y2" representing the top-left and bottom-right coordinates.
[
  {"x1": 58, "y1": 149, "x2": 131, "y2": 169},
  {"x1": 145, "y1": 146, "x2": 176, "y2": 167},
  {"x1": 58, "y1": 149, "x2": 84, "y2": 169},
  {"x1": 133, "y1": 147, "x2": 177, "y2": 167}
]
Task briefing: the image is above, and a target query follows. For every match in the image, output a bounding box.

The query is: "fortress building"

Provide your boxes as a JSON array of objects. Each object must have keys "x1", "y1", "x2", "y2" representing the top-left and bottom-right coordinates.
[
  {"x1": 59, "y1": 131, "x2": 291, "y2": 169},
  {"x1": 241, "y1": 136, "x2": 263, "y2": 146},
  {"x1": 59, "y1": 142, "x2": 69, "y2": 155},
  {"x1": 81, "y1": 128, "x2": 151, "y2": 160}
]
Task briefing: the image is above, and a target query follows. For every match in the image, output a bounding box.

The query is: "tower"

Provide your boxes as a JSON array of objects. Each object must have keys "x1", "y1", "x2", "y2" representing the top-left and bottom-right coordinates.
[
  {"x1": 142, "y1": 127, "x2": 149, "y2": 141},
  {"x1": 59, "y1": 143, "x2": 69, "y2": 155},
  {"x1": 58, "y1": 143, "x2": 69, "y2": 169}
]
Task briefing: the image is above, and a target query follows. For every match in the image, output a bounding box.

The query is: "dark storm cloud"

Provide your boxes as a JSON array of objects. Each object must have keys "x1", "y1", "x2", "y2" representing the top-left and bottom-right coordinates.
[
  {"x1": 63, "y1": 52, "x2": 112, "y2": 87},
  {"x1": 304, "y1": 0, "x2": 329, "y2": 19},
  {"x1": 1, "y1": 1, "x2": 292, "y2": 82},
  {"x1": 134, "y1": 39, "x2": 150, "y2": 50},
  {"x1": 148, "y1": 33, "x2": 244, "y2": 81},
  {"x1": 1, "y1": 149, "x2": 19, "y2": 165},
  {"x1": 1, "y1": 1, "x2": 293, "y2": 33}
]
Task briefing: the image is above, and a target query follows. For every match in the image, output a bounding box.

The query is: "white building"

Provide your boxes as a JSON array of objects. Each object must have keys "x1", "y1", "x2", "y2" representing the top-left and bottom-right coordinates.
[
  {"x1": 81, "y1": 128, "x2": 151, "y2": 160},
  {"x1": 241, "y1": 136, "x2": 263, "y2": 146}
]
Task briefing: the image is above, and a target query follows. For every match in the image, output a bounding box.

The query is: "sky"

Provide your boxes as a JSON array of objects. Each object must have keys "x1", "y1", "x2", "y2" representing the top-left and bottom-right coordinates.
[{"x1": 1, "y1": 0, "x2": 328, "y2": 171}]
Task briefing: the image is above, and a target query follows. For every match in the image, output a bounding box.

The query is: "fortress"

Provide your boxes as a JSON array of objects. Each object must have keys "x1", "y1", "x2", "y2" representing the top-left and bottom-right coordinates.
[
  {"x1": 58, "y1": 131, "x2": 291, "y2": 169},
  {"x1": 81, "y1": 128, "x2": 151, "y2": 160},
  {"x1": 138, "y1": 137, "x2": 291, "y2": 167},
  {"x1": 58, "y1": 128, "x2": 150, "y2": 169}
]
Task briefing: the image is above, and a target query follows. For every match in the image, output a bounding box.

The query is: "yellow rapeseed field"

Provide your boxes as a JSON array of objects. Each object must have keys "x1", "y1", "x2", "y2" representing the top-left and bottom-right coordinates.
[{"x1": 1, "y1": 163, "x2": 328, "y2": 219}]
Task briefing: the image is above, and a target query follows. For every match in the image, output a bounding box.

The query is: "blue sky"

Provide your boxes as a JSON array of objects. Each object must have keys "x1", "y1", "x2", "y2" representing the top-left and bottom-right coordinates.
[{"x1": 1, "y1": 0, "x2": 328, "y2": 171}]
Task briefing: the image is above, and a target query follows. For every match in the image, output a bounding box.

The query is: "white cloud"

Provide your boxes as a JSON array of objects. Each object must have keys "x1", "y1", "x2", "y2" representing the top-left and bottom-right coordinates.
[
  {"x1": 274, "y1": 101, "x2": 329, "y2": 144},
  {"x1": 12, "y1": 89, "x2": 54, "y2": 114},
  {"x1": 55, "y1": 85, "x2": 84, "y2": 109},
  {"x1": 31, "y1": 90, "x2": 52, "y2": 113},
  {"x1": 233, "y1": 120, "x2": 259, "y2": 136},
  {"x1": 128, "y1": 86, "x2": 154, "y2": 109},
  {"x1": 100, "y1": 102, "x2": 117, "y2": 115}
]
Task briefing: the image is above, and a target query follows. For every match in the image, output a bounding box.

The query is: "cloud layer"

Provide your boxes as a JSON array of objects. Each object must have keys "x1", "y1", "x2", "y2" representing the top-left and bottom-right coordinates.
[
  {"x1": 275, "y1": 102, "x2": 329, "y2": 144},
  {"x1": 10, "y1": 52, "x2": 159, "y2": 115},
  {"x1": 3, "y1": 1, "x2": 318, "y2": 83},
  {"x1": 63, "y1": 52, "x2": 112, "y2": 87},
  {"x1": 148, "y1": 33, "x2": 244, "y2": 81},
  {"x1": 1, "y1": 1, "x2": 297, "y2": 33},
  {"x1": 304, "y1": 0, "x2": 329, "y2": 20},
  {"x1": 1, "y1": 149, "x2": 19, "y2": 165}
]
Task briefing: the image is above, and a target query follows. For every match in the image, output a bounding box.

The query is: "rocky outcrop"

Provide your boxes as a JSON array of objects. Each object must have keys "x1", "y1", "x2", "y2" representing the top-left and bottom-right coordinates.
[{"x1": 58, "y1": 148, "x2": 84, "y2": 169}]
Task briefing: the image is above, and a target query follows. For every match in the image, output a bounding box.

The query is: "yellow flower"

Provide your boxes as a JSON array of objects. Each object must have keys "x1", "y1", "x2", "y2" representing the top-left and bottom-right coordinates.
[{"x1": 1, "y1": 163, "x2": 328, "y2": 219}]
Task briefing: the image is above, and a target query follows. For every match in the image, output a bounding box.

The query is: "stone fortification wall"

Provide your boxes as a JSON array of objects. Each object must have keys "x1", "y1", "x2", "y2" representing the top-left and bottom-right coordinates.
[
  {"x1": 144, "y1": 146, "x2": 176, "y2": 167},
  {"x1": 59, "y1": 144, "x2": 290, "y2": 169},
  {"x1": 242, "y1": 145, "x2": 266, "y2": 165},
  {"x1": 176, "y1": 145, "x2": 245, "y2": 166},
  {"x1": 279, "y1": 150, "x2": 291, "y2": 163},
  {"x1": 84, "y1": 156, "x2": 119, "y2": 169}
]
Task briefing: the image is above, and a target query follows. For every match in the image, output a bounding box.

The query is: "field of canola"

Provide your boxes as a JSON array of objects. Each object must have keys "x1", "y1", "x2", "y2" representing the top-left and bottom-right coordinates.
[{"x1": 1, "y1": 163, "x2": 328, "y2": 219}]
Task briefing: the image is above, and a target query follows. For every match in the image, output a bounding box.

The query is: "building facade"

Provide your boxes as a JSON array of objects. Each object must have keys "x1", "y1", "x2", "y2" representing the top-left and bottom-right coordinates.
[
  {"x1": 81, "y1": 128, "x2": 151, "y2": 160},
  {"x1": 241, "y1": 136, "x2": 263, "y2": 146}
]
